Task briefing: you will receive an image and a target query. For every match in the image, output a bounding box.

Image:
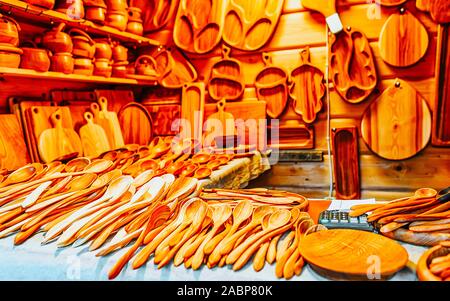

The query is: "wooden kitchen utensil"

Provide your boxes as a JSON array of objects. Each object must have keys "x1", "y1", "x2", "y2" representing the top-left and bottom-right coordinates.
[
  {"x1": 331, "y1": 126, "x2": 360, "y2": 200},
  {"x1": 97, "y1": 97, "x2": 125, "y2": 149},
  {"x1": 223, "y1": 0, "x2": 285, "y2": 51},
  {"x1": 361, "y1": 79, "x2": 431, "y2": 160},
  {"x1": 173, "y1": 0, "x2": 227, "y2": 54},
  {"x1": 155, "y1": 46, "x2": 198, "y2": 89},
  {"x1": 117, "y1": 102, "x2": 153, "y2": 146},
  {"x1": 302, "y1": 0, "x2": 343, "y2": 34},
  {"x1": 38, "y1": 109, "x2": 83, "y2": 163},
  {"x1": 289, "y1": 47, "x2": 325, "y2": 123},
  {"x1": 432, "y1": 25, "x2": 450, "y2": 147},
  {"x1": 129, "y1": 0, "x2": 178, "y2": 33},
  {"x1": 0, "y1": 115, "x2": 30, "y2": 171},
  {"x1": 299, "y1": 229, "x2": 408, "y2": 280},
  {"x1": 203, "y1": 99, "x2": 236, "y2": 147},
  {"x1": 79, "y1": 112, "x2": 110, "y2": 158},
  {"x1": 208, "y1": 45, "x2": 244, "y2": 102},
  {"x1": 329, "y1": 26, "x2": 377, "y2": 104},
  {"x1": 180, "y1": 82, "x2": 205, "y2": 142},
  {"x1": 379, "y1": 8, "x2": 429, "y2": 68},
  {"x1": 255, "y1": 52, "x2": 289, "y2": 119},
  {"x1": 94, "y1": 90, "x2": 135, "y2": 114}
]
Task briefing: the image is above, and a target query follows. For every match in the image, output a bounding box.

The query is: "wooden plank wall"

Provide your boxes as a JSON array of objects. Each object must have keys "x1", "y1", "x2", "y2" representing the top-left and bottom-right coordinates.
[{"x1": 148, "y1": 0, "x2": 450, "y2": 200}]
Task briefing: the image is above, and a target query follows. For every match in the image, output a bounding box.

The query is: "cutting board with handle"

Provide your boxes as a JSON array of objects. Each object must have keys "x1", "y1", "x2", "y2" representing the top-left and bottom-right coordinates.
[
  {"x1": 361, "y1": 79, "x2": 432, "y2": 160},
  {"x1": 38, "y1": 109, "x2": 83, "y2": 163},
  {"x1": 329, "y1": 26, "x2": 378, "y2": 104},
  {"x1": 223, "y1": 0, "x2": 285, "y2": 51},
  {"x1": 203, "y1": 99, "x2": 236, "y2": 147},
  {"x1": 289, "y1": 47, "x2": 325, "y2": 123},
  {"x1": 173, "y1": 0, "x2": 227, "y2": 54},
  {"x1": 302, "y1": 0, "x2": 343, "y2": 34},
  {"x1": 30, "y1": 106, "x2": 73, "y2": 145},
  {"x1": 79, "y1": 112, "x2": 110, "y2": 158},
  {"x1": 96, "y1": 97, "x2": 125, "y2": 149},
  {"x1": 379, "y1": 8, "x2": 429, "y2": 68},
  {"x1": 254, "y1": 52, "x2": 289, "y2": 119},
  {"x1": 181, "y1": 82, "x2": 205, "y2": 142},
  {"x1": 118, "y1": 102, "x2": 154, "y2": 146},
  {"x1": 0, "y1": 114, "x2": 30, "y2": 170}
]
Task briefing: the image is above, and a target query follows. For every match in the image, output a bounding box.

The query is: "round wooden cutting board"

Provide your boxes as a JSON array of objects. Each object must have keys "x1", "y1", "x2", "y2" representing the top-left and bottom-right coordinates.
[
  {"x1": 361, "y1": 79, "x2": 431, "y2": 161},
  {"x1": 299, "y1": 229, "x2": 409, "y2": 280}
]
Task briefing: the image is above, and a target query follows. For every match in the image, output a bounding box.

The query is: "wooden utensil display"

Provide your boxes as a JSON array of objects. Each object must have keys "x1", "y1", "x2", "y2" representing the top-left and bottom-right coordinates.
[
  {"x1": 361, "y1": 79, "x2": 432, "y2": 160},
  {"x1": 222, "y1": 0, "x2": 284, "y2": 51},
  {"x1": 432, "y1": 25, "x2": 450, "y2": 147},
  {"x1": 173, "y1": 0, "x2": 226, "y2": 54},
  {"x1": 38, "y1": 110, "x2": 83, "y2": 163},
  {"x1": 299, "y1": 229, "x2": 408, "y2": 280},
  {"x1": 302, "y1": 0, "x2": 343, "y2": 34},
  {"x1": 129, "y1": 0, "x2": 178, "y2": 33},
  {"x1": 0, "y1": 115, "x2": 30, "y2": 170},
  {"x1": 144, "y1": 103, "x2": 181, "y2": 137},
  {"x1": 204, "y1": 99, "x2": 236, "y2": 146},
  {"x1": 181, "y1": 82, "x2": 205, "y2": 142},
  {"x1": 255, "y1": 52, "x2": 289, "y2": 119},
  {"x1": 329, "y1": 27, "x2": 377, "y2": 104},
  {"x1": 331, "y1": 126, "x2": 360, "y2": 200},
  {"x1": 117, "y1": 102, "x2": 153, "y2": 146},
  {"x1": 289, "y1": 47, "x2": 325, "y2": 123},
  {"x1": 208, "y1": 45, "x2": 244, "y2": 102},
  {"x1": 379, "y1": 8, "x2": 429, "y2": 68},
  {"x1": 96, "y1": 97, "x2": 125, "y2": 149},
  {"x1": 79, "y1": 112, "x2": 110, "y2": 158},
  {"x1": 268, "y1": 121, "x2": 314, "y2": 150},
  {"x1": 155, "y1": 46, "x2": 198, "y2": 89}
]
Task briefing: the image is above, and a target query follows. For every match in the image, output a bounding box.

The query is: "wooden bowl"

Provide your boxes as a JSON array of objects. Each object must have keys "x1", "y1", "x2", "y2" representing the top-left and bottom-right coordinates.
[
  {"x1": 140, "y1": 159, "x2": 159, "y2": 171},
  {"x1": 206, "y1": 159, "x2": 222, "y2": 171},
  {"x1": 417, "y1": 243, "x2": 450, "y2": 281},
  {"x1": 0, "y1": 45, "x2": 22, "y2": 68},
  {"x1": 192, "y1": 153, "x2": 211, "y2": 165},
  {"x1": 194, "y1": 167, "x2": 212, "y2": 179},
  {"x1": 179, "y1": 163, "x2": 198, "y2": 177}
]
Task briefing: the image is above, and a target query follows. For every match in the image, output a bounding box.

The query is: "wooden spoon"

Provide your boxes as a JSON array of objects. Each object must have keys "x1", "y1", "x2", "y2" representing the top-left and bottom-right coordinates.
[
  {"x1": 65, "y1": 157, "x2": 91, "y2": 172},
  {"x1": 0, "y1": 165, "x2": 37, "y2": 189}
]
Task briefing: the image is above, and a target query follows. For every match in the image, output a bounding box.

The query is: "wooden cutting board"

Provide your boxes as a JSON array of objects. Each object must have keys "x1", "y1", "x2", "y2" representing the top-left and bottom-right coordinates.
[
  {"x1": 173, "y1": 0, "x2": 226, "y2": 54},
  {"x1": 289, "y1": 47, "x2": 325, "y2": 123},
  {"x1": 94, "y1": 90, "x2": 135, "y2": 114},
  {"x1": 379, "y1": 8, "x2": 429, "y2": 68},
  {"x1": 96, "y1": 97, "x2": 125, "y2": 149},
  {"x1": 329, "y1": 27, "x2": 377, "y2": 104},
  {"x1": 361, "y1": 79, "x2": 432, "y2": 160},
  {"x1": 130, "y1": 0, "x2": 178, "y2": 33},
  {"x1": 299, "y1": 229, "x2": 408, "y2": 280},
  {"x1": 155, "y1": 46, "x2": 198, "y2": 89},
  {"x1": 181, "y1": 82, "x2": 205, "y2": 141},
  {"x1": 255, "y1": 52, "x2": 289, "y2": 119},
  {"x1": 144, "y1": 103, "x2": 181, "y2": 136},
  {"x1": 223, "y1": 0, "x2": 285, "y2": 51},
  {"x1": 0, "y1": 114, "x2": 30, "y2": 170},
  {"x1": 79, "y1": 112, "x2": 110, "y2": 158},
  {"x1": 204, "y1": 99, "x2": 236, "y2": 147},
  {"x1": 117, "y1": 102, "x2": 153, "y2": 145},
  {"x1": 38, "y1": 109, "x2": 83, "y2": 163},
  {"x1": 29, "y1": 106, "x2": 73, "y2": 145}
]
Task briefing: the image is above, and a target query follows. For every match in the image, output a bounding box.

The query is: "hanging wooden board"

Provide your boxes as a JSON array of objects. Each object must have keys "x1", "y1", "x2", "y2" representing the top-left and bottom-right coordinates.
[
  {"x1": 432, "y1": 25, "x2": 450, "y2": 147},
  {"x1": 173, "y1": 0, "x2": 227, "y2": 54},
  {"x1": 289, "y1": 47, "x2": 325, "y2": 123},
  {"x1": 130, "y1": 0, "x2": 179, "y2": 33},
  {"x1": 0, "y1": 114, "x2": 30, "y2": 170},
  {"x1": 255, "y1": 52, "x2": 289, "y2": 119},
  {"x1": 155, "y1": 46, "x2": 198, "y2": 89},
  {"x1": 361, "y1": 79, "x2": 432, "y2": 160},
  {"x1": 118, "y1": 102, "x2": 154, "y2": 146},
  {"x1": 299, "y1": 229, "x2": 408, "y2": 280},
  {"x1": 79, "y1": 112, "x2": 110, "y2": 158},
  {"x1": 330, "y1": 27, "x2": 377, "y2": 104},
  {"x1": 331, "y1": 126, "x2": 361, "y2": 200},
  {"x1": 379, "y1": 9, "x2": 429, "y2": 68},
  {"x1": 94, "y1": 90, "x2": 135, "y2": 114},
  {"x1": 38, "y1": 110, "x2": 83, "y2": 163},
  {"x1": 144, "y1": 104, "x2": 181, "y2": 136},
  {"x1": 97, "y1": 97, "x2": 125, "y2": 149},
  {"x1": 208, "y1": 45, "x2": 244, "y2": 102},
  {"x1": 204, "y1": 99, "x2": 236, "y2": 146},
  {"x1": 223, "y1": 0, "x2": 285, "y2": 51},
  {"x1": 181, "y1": 82, "x2": 205, "y2": 142},
  {"x1": 30, "y1": 106, "x2": 74, "y2": 144}
]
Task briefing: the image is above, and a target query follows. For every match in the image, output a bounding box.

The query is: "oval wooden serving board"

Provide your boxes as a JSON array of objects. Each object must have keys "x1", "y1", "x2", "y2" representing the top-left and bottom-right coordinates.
[
  {"x1": 223, "y1": 0, "x2": 284, "y2": 51},
  {"x1": 255, "y1": 52, "x2": 289, "y2": 119},
  {"x1": 299, "y1": 229, "x2": 409, "y2": 280},
  {"x1": 173, "y1": 0, "x2": 227, "y2": 54},
  {"x1": 361, "y1": 79, "x2": 432, "y2": 161},
  {"x1": 379, "y1": 9, "x2": 429, "y2": 68},
  {"x1": 329, "y1": 27, "x2": 377, "y2": 104},
  {"x1": 289, "y1": 47, "x2": 325, "y2": 123}
]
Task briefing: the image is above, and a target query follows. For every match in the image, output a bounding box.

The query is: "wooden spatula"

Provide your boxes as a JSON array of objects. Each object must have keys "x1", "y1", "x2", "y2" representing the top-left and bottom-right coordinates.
[
  {"x1": 96, "y1": 97, "x2": 125, "y2": 149},
  {"x1": 79, "y1": 112, "x2": 111, "y2": 158},
  {"x1": 302, "y1": 0, "x2": 343, "y2": 34},
  {"x1": 38, "y1": 109, "x2": 83, "y2": 163}
]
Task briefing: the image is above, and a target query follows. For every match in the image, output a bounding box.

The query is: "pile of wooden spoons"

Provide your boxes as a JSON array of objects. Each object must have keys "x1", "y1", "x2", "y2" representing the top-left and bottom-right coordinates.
[{"x1": 349, "y1": 187, "x2": 450, "y2": 246}]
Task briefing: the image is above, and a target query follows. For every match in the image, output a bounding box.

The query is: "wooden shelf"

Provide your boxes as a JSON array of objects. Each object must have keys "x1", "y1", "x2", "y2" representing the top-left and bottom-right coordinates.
[
  {"x1": 0, "y1": 0, "x2": 161, "y2": 46},
  {"x1": 0, "y1": 67, "x2": 158, "y2": 86}
]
